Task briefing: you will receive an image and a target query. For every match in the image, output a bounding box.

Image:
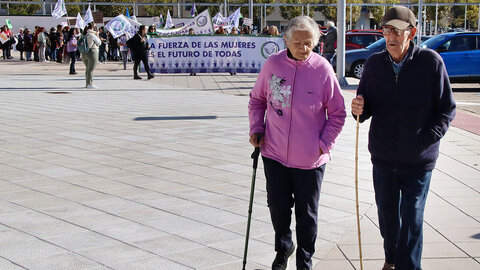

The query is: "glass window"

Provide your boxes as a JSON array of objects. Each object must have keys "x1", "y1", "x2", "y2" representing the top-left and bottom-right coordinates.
[
  {"x1": 353, "y1": 35, "x2": 378, "y2": 46},
  {"x1": 443, "y1": 36, "x2": 476, "y2": 52}
]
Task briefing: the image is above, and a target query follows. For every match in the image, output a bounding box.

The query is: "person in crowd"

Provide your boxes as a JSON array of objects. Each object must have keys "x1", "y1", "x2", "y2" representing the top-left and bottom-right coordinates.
[
  {"x1": 98, "y1": 26, "x2": 107, "y2": 64},
  {"x1": 118, "y1": 33, "x2": 129, "y2": 70},
  {"x1": 230, "y1": 27, "x2": 239, "y2": 35},
  {"x1": 229, "y1": 27, "x2": 238, "y2": 75},
  {"x1": 215, "y1": 26, "x2": 226, "y2": 35},
  {"x1": 108, "y1": 32, "x2": 119, "y2": 61},
  {"x1": 16, "y1": 28, "x2": 25, "y2": 60},
  {"x1": 351, "y1": 6, "x2": 456, "y2": 270},
  {"x1": 249, "y1": 16, "x2": 346, "y2": 270},
  {"x1": 312, "y1": 24, "x2": 324, "y2": 55},
  {"x1": 66, "y1": 27, "x2": 78, "y2": 75},
  {"x1": 23, "y1": 28, "x2": 33, "y2": 61},
  {"x1": 55, "y1": 24, "x2": 64, "y2": 63},
  {"x1": 37, "y1": 27, "x2": 47, "y2": 62},
  {"x1": 147, "y1": 25, "x2": 157, "y2": 36},
  {"x1": 188, "y1": 28, "x2": 197, "y2": 76},
  {"x1": 62, "y1": 26, "x2": 70, "y2": 63},
  {"x1": 320, "y1": 21, "x2": 336, "y2": 63},
  {"x1": 129, "y1": 25, "x2": 154, "y2": 80},
  {"x1": 33, "y1": 26, "x2": 39, "y2": 62},
  {"x1": 1, "y1": 25, "x2": 13, "y2": 59},
  {"x1": 48, "y1": 27, "x2": 56, "y2": 61},
  {"x1": 269, "y1": 25, "x2": 280, "y2": 36},
  {"x1": 82, "y1": 23, "x2": 101, "y2": 89},
  {"x1": 261, "y1": 26, "x2": 270, "y2": 35}
]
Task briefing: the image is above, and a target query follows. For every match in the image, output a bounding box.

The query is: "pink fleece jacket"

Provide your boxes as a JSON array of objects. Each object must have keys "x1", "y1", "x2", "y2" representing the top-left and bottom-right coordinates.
[{"x1": 249, "y1": 50, "x2": 346, "y2": 169}]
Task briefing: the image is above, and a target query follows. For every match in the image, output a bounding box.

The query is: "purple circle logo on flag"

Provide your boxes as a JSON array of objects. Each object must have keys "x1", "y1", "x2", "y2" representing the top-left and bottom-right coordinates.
[
  {"x1": 110, "y1": 19, "x2": 125, "y2": 31},
  {"x1": 196, "y1": 16, "x2": 208, "y2": 27},
  {"x1": 261, "y1": 41, "x2": 280, "y2": 59}
]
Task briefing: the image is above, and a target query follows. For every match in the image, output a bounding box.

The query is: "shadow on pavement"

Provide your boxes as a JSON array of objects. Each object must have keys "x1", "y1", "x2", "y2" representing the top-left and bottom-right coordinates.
[{"x1": 134, "y1": 116, "x2": 218, "y2": 121}]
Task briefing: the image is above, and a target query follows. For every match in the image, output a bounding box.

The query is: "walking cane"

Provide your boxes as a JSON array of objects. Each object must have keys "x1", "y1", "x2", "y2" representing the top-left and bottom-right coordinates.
[
  {"x1": 355, "y1": 114, "x2": 364, "y2": 270},
  {"x1": 242, "y1": 138, "x2": 261, "y2": 270}
]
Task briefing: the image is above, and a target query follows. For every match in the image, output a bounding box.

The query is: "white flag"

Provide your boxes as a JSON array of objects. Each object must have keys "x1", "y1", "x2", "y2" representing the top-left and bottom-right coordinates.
[
  {"x1": 52, "y1": 0, "x2": 67, "y2": 19},
  {"x1": 84, "y1": 5, "x2": 93, "y2": 24},
  {"x1": 227, "y1": 8, "x2": 241, "y2": 30},
  {"x1": 75, "y1": 12, "x2": 86, "y2": 30},
  {"x1": 105, "y1": 14, "x2": 132, "y2": 38},
  {"x1": 165, "y1": 10, "x2": 173, "y2": 29}
]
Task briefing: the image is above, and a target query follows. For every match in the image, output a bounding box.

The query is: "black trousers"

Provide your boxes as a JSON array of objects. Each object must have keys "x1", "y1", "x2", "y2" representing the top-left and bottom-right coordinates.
[
  {"x1": 263, "y1": 156, "x2": 325, "y2": 269},
  {"x1": 133, "y1": 51, "x2": 151, "y2": 77},
  {"x1": 68, "y1": 51, "x2": 76, "y2": 74}
]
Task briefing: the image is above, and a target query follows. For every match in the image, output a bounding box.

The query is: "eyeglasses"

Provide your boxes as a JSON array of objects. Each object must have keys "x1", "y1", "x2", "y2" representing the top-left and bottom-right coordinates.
[{"x1": 382, "y1": 27, "x2": 411, "y2": 36}]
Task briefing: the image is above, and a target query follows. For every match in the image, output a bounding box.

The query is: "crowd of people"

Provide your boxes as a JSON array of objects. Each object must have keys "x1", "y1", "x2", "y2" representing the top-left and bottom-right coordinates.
[{"x1": 1, "y1": 20, "x2": 337, "y2": 88}]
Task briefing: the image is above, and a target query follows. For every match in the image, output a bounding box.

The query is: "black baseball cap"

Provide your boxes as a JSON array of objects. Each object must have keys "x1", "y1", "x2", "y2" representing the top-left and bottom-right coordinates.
[{"x1": 381, "y1": 6, "x2": 416, "y2": 30}]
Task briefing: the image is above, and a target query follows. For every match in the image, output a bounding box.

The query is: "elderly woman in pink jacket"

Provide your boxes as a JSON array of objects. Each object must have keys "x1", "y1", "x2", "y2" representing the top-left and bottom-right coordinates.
[{"x1": 249, "y1": 16, "x2": 346, "y2": 270}]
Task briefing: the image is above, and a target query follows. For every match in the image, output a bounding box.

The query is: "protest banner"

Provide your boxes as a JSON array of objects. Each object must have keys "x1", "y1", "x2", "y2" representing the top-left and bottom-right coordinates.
[
  {"x1": 6, "y1": 19, "x2": 13, "y2": 29},
  {"x1": 146, "y1": 35, "x2": 285, "y2": 74},
  {"x1": 153, "y1": 10, "x2": 213, "y2": 36},
  {"x1": 0, "y1": 32, "x2": 8, "y2": 44},
  {"x1": 243, "y1": 18, "x2": 253, "y2": 27}
]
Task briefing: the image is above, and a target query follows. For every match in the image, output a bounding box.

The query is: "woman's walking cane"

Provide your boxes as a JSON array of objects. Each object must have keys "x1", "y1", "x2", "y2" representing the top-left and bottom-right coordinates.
[
  {"x1": 242, "y1": 142, "x2": 261, "y2": 270},
  {"x1": 355, "y1": 114, "x2": 364, "y2": 270}
]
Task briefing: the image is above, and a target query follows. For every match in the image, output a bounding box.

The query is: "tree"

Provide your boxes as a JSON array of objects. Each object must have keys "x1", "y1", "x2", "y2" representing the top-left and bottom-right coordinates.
[
  {"x1": 280, "y1": 0, "x2": 317, "y2": 21},
  {"x1": 65, "y1": 0, "x2": 81, "y2": 16},
  {"x1": 317, "y1": 0, "x2": 362, "y2": 25},
  {"x1": 95, "y1": 0, "x2": 131, "y2": 17},
  {"x1": 142, "y1": 0, "x2": 175, "y2": 17},
  {"x1": 1, "y1": 0, "x2": 41, "y2": 15},
  {"x1": 368, "y1": 0, "x2": 401, "y2": 27}
]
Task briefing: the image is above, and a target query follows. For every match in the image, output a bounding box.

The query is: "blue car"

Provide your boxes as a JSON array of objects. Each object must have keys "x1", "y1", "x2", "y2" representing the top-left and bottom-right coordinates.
[
  {"x1": 421, "y1": 32, "x2": 480, "y2": 83},
  {"x1": 332, "y1": 36, "x2": 430, "y2": 79}
]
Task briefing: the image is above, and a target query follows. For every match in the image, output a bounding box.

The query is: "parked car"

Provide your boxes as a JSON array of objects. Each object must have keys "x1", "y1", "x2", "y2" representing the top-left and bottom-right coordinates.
[
  {"x1": 332, "y1": 35, "x2": 431, "y2": 79},
  {"x1": 421, "y1": 32, "x2": 480, "y2": 83},
  {"x1": 345, "y1": 29, "x2": 383, "y2": 50}
]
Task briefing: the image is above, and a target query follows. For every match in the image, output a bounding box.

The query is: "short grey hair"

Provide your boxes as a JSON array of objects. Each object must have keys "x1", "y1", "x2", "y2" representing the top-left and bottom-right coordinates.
[
  {"x1": 326, "y1": 21, "x2": 335, "y2": 28},
  {"x1": 284, "y1": 16, "x2": 320, "y2": 47}
]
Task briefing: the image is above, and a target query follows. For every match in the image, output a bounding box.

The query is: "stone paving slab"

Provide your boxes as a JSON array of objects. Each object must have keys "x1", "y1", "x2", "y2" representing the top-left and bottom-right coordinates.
[{"x1": 0, "y1": 56, "x2": 479, "y2": 269}]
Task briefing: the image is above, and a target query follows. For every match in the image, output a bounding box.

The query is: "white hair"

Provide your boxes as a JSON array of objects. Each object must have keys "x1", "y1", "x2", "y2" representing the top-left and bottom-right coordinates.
[
  {"x1": 326, "y1": 21, "x2": 335, "y2": 28},
  {"x1": 284, "y1": 16, "x2": 321, "y2": 47}
]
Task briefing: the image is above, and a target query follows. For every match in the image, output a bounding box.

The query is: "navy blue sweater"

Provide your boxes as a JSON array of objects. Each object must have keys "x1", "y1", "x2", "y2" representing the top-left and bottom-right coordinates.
[{"x1": 356, "y1": 42, "x2": 456, "y2": 172}]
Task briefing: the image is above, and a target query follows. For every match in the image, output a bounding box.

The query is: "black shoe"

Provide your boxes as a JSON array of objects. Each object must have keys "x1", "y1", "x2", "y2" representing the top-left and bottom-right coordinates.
[
  {"x1": 272, "y1": 244, "x2": 295, "y2": 270},
  {"x1": 134, "y1": 76, "x2": 142, "y2": 80},
  {"x1": 69, "y1": 72, "x2": 77, "y2": 75},
  {"x1": 147, "y1": 74, "x2": 154, "y2": 80}
]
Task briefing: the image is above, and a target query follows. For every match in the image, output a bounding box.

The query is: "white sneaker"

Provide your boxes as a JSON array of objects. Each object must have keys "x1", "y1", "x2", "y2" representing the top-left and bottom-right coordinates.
[{"x1": 85, "y1": 85, "x2": 98, "y2": 89}]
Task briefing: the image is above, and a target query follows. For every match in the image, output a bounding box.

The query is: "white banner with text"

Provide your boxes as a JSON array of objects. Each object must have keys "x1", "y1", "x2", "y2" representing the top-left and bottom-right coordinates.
[{"x1": 147, "y1": 35, "x2": 285, "y2": 74}]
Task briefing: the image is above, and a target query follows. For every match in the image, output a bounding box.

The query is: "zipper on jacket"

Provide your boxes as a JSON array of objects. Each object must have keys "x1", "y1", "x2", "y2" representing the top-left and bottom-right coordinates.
[{"x1": 286, "y1": 61, "x2": 298, "y2": 164}]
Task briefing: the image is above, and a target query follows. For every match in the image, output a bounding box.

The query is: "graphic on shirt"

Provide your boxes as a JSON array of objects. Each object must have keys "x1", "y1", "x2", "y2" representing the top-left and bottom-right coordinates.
[{"x1": 268, "y1": 74, "x2": 291, "y2": 116}]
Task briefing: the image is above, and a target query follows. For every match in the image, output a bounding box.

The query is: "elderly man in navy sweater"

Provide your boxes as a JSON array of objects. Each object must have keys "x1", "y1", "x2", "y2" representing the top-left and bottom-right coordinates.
[{"x1": 351, "y1": 6, "x2": 456, "y2": 270}]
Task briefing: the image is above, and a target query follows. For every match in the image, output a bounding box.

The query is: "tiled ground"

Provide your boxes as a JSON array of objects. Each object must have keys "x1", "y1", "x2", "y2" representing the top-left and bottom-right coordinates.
[{"x1": 0, "y1": 56, "x2": 478, "y2": 270}]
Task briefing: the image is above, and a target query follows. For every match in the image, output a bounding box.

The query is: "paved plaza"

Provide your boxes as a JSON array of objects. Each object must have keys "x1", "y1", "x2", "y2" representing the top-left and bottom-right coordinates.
[{"x1": 0, "y1": 56, "x2": 479, "y2": 270}]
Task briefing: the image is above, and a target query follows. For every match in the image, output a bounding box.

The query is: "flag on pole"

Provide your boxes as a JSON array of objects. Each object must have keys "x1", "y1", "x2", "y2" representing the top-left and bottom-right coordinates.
[
  {"x1": 126, "y1": 7, "x2": 130, "y2": 18},
  {"x1": 190, "y1": 2, "x2": 197, "y2": 18},
  {"x1": 84, "y1": 5, "x2": 93, "y2": 24},
  {"x1": 165, "y1": 10, "x2": 173, "y2": 29},
  {"x1": 159, "y1": 14, "x2": 164, "y2": 28},
  {"x1": 75, "y1": 12, "x2": 86, "y2": 29},
  {"x1": 52, "y1": 0, "x2": 67, "y2": 19},
  {"x1": 227, "y1": 7, "x2": 241, "y2": 29},
  {"x1": 105, "y1": 14, "x2": 137, "y2": 39}
]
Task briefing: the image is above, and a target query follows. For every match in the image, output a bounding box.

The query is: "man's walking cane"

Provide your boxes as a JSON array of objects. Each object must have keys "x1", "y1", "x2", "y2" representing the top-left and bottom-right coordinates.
[
  {"x1": 242, "y1": 140, "x2": 261, "y2": 270},
  {"x1": 355, "y1": 114, "x2": 364, "y2": 270}
]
